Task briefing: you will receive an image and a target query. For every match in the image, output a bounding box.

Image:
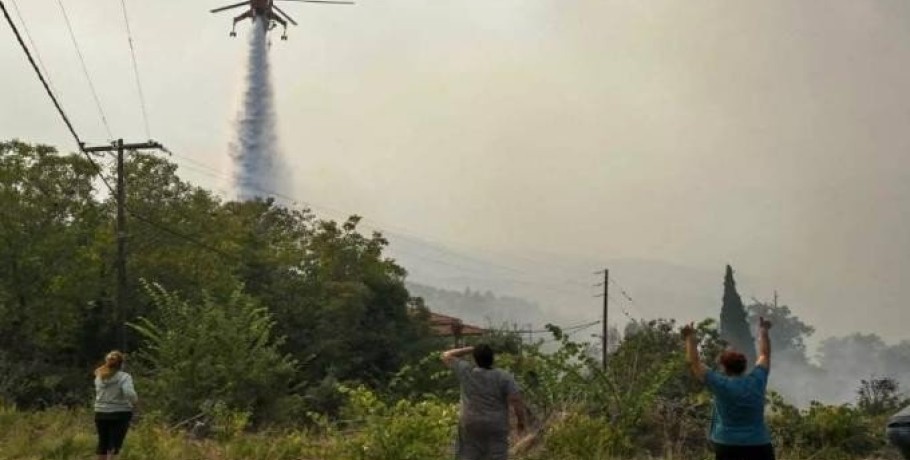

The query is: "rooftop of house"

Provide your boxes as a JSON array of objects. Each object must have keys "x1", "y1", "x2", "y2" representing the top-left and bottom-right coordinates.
[{"x1": 427, "y1": 311, "x2": 486, "y2": 337}]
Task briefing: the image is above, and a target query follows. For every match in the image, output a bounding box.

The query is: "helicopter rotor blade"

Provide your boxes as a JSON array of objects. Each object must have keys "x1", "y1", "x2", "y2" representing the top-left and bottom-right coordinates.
[
  {"x1": 211, "y1": 1, "x2": 250, "y2": 13},
  {"x1": 276, "y1": 0, "x2": 356, "y2": 5},
  {"x1": 272, "y1": 5, "x2": 299, "y2": 26}
]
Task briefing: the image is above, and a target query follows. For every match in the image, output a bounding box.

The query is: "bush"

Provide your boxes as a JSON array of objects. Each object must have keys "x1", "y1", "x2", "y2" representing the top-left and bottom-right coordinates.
[
  {"x1": 0, "y1": 351, "x2": 92, "y2": 408},
  {"x1": 335, "y1": 385, "x2": 457, "y2": 460},
  {"x1": 129, "y1": 281, "x2": 297, "y2": 428},
  {"x1": 386, "y1": 352, "x2": 459, "y2": 404},
  {"x1": 769, "y1": 393, "x2": 886, "y2": 458},
  {"x1": 534, "y1": 412, "x2": 633, "y2": 460}
]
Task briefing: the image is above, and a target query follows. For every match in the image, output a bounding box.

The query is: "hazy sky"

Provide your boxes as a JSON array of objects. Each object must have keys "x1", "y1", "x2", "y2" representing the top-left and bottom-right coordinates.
[{"x1": 2, "y1": 1, "x2": 909, "y2": 342}]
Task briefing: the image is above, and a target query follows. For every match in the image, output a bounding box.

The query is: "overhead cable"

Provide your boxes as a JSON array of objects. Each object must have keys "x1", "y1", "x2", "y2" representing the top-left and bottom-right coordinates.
[
  {"x1": 118, "y1": 0, "x2": 151, "y2": 138},
  {"x1": 56, "y1": 0, "x2": 113, "y2": 139}
]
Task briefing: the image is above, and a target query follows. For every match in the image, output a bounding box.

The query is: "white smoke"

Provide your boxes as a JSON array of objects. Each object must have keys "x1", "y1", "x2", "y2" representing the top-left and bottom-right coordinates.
[{"x1": 231, "y1": 17, "x2": 286, "y2": 200}]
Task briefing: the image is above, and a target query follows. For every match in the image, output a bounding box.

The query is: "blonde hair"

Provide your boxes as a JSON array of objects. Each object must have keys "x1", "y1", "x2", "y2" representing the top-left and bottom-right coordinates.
[{"x1": 94, "y1": 351, "x2": 125, "y2": 380}]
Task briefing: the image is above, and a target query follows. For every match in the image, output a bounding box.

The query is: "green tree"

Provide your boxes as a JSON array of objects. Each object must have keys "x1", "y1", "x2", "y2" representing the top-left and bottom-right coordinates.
[
  {"x1": 746, "y1": 301, "x2": 814, "y2": 361},
  {"x1": 120, "y1": 154, "x2": 433, "y2": 390},
  {"x1": 122, "y1": 153, "x2": 243, "y2": 307},
  {"x1": 129, "y1": 281, "x2": 297, "y2": 425},
  {"x1": 857, "y1": 377, "x2": 905, "y2": 416},
  {"x1": 0, "y1": 139, "x2": 454, "y2": 413},
  {"x1": 277, "y1": 216, "x2": 431, "y2": 386},
  {"x1": 719, "y1": 265, "x2": 756, "y2": 365},
  {"x1": 0, "y1": 141, "x2": 110, "y2": 406}
]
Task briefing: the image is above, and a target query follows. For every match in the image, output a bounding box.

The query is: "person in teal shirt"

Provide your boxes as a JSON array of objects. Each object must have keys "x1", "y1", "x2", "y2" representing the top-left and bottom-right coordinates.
[{"x1": 682, "y1": 317, "x2": 775, "y2": 460}]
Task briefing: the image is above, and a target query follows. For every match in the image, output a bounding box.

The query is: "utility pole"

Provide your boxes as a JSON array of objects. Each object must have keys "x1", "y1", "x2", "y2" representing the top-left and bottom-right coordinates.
[
  {"x1": 82, "y1": 139, "x2": 163, "y2": 351},
  {"x1": 602, "y1": 268, "x2": 609, "y2": 369},
  {"x1": 595, "y1": 268, "x2": 609, "y2": 369}
]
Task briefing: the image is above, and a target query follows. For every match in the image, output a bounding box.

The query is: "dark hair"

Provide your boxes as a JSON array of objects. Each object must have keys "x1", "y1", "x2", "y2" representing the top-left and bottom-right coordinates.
[
  {"x1": 473, "y1": 344, "x2": 494, "y2": 369},
  {"x1": 719, "y1": 350, "x2": 747, "y2": 376}
]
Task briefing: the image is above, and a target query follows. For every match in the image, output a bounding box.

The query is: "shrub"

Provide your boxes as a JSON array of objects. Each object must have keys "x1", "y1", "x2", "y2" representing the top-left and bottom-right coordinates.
[
  {"x1": 128, "y1": 281, "x2": 297, "y2": 428},
  {"x1": 769, "y1": 393, "x2": 886, "y2": 458},
  {"x1": 535, "y1": 412, "x2": 633, "y2": 460},
  {"x1": 335, "y1": 385, "x2": 457, "y2": 460}
]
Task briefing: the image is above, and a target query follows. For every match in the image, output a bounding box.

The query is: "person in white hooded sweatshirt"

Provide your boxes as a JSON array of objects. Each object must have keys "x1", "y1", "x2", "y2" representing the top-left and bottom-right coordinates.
[{"x1": 93, "y1": 351, "x2": 138, "y2": 460}]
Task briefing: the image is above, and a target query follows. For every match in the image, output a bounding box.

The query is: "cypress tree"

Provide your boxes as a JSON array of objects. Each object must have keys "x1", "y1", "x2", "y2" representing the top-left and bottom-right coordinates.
[{"x1": 720, "y1": 265, "x2": 756, "y2": 365}]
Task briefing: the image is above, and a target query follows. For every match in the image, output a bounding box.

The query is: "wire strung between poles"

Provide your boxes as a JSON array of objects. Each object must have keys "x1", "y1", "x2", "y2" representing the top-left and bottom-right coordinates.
[
  {"x1": 56, "y1": 0, "x2": 114, "y2": 140},
  {"x1": 119, "y1": 0, "x2": 152, "y2": 139}
]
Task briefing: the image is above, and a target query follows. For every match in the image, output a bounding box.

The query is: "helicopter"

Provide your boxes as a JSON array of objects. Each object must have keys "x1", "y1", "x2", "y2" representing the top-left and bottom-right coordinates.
[{"x1": 210, "y1": 0, "x2": 354, "y2": 41}]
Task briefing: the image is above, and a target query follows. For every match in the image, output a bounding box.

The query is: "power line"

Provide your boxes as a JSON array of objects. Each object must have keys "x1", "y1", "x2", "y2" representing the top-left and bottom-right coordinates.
[
  {"x1": 85, "y1": 152, "x2": 237, "y2": 262},
  {"x1": 607, "y1": 294, "x2": 637, "y2": 322},
  {"x1": 1, "y1": 0, "x2": 82, "y2": 148},
  {"x1": 2, "y1": 0, "x2": 118, "y2": 210},
  {"x1": 118, "y1": 0, "x2": 151, "y2": 139},
  {"x1": 9, "y1": 0, "x2": 55, "y2": 94},
  {"x1": 126, "y1": 208, "x2": 238, "y2": 260},
  {"x1": 608, "y1": 276, "x2": 651, "y2": 317},
  {"x1": 509, "y1": 319, "x2": 601, "y2": 335},
  {"x1": 56, "y1": 0, "x2": 113, "y2": 140},
  {"x1": 538, "y1": 320, "x2": 602, "y2": 345}
]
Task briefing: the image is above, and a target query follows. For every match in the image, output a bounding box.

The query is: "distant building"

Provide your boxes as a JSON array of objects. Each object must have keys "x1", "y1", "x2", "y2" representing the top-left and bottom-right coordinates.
[
  {"x1": 428, "y1": 312, "x2": 485, "y2": 336},
  {"x1": 425, "y1": 312, "x2": 486, "y2": 346}
]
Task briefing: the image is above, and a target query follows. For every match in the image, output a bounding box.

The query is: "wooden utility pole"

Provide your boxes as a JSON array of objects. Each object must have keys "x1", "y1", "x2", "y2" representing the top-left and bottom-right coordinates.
[
  {"x1": 602, "y1": 268, "x2": 609, "y2": 369},
  {"x1": 82, "y1": 139, "x2": 163, "y2": 350}
]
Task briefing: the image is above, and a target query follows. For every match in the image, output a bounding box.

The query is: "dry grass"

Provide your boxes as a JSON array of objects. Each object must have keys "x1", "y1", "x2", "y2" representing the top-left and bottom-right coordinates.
[{"x1": 0, "y1": 407, "x2": 904, "y2": 460}]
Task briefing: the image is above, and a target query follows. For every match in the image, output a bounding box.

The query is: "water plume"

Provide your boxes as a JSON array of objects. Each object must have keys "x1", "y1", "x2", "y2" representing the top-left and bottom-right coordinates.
[{"x1": 231, "y1": 17, "x2": 286, "y2": 200}]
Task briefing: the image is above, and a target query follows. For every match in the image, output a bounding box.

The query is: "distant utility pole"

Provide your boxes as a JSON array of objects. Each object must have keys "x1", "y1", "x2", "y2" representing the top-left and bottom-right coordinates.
[
  {"x1": 602, "y1": 268, "x2": 609, "y2": 369},
  {"x1": 82, "y1": 139, "x2": 164, "y2": 351},
  {"x1": 595, "y1": 268, "x2": 609, "y2": 369}
]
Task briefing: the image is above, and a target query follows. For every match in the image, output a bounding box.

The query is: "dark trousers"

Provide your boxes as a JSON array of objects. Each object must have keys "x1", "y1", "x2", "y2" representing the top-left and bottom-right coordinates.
[
  {"x1": 95, "y1": 411, "x2": 132, "y2": 455},
  {"x1": 714, "y1": 443, "x2": 776, "y2": 460}
]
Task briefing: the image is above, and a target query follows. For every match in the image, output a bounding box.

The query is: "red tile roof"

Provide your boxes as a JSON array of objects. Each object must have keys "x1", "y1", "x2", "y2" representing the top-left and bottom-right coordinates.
[{"x1": 428, "y1": 312, "x2": 486, "y2": 337}]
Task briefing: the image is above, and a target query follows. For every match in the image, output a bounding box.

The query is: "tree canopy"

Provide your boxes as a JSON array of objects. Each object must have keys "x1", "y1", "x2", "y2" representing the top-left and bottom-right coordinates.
[{"x1": 0, "y1": 140, "x2": 432, "y2": 409}]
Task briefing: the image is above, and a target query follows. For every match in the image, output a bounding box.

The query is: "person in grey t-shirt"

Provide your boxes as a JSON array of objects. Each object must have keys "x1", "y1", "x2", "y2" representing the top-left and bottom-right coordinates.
[{"x1": 442, "y1": 344, "x2": 528, "y2": 460}]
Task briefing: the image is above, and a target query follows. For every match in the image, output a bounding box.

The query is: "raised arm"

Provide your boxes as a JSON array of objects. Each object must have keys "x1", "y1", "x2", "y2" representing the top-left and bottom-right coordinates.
[
  {"x1": 681, "y1": 323, "x2": 707, "y2": 382},
  {"x1": 441, "y1": 346, "x2": 474, "y2": 368},
  {"x1": 756, "y1": 316, "x2": 772, "y2": 370}
]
